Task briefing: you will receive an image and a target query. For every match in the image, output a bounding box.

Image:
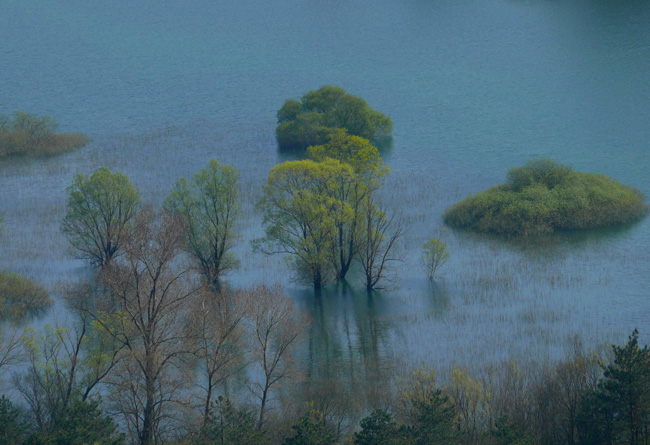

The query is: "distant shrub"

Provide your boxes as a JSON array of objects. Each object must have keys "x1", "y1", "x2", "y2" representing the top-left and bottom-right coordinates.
[
  {"x1": 0, "y1": 111, "x2": 89, "y2": 159},
  {"x1": 444, "y1": 159, "x2": 648, "y2": 236},
  {"x1": 421, "y1": 238, "x2": 449, "y2": 280},
  {"x1": 0, "y1": 271, "x2": 51, "y2": 322},
  {"x1": 276, "y1": 85, "x2": 392, "y2": 150}
]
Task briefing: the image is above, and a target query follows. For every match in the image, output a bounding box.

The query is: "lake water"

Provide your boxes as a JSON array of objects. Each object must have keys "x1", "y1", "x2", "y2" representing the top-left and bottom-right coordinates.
[{"x1": 1, "y1": 0, "x2": 650, "y2": 385}]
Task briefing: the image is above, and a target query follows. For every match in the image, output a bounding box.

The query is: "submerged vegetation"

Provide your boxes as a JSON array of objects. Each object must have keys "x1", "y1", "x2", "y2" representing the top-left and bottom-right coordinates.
[
  {"x1": 0, "y1": 111, "x2": 89, "y2": 159},
  {"x1": 444, "y1": 159, "x2": 648, "y2": 236},
  {"x1": 275, "y1": 86, "x2": 393, "y2": 151}
]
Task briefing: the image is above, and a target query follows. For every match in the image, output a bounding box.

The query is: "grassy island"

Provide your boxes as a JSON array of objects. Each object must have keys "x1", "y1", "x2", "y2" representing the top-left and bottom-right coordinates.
[
  {"x1": 0, "y1": 111, "x2": 89, "y2": 159},
  {"x1": 444, "y1": 159, "x2": 648, "y2": 236}
]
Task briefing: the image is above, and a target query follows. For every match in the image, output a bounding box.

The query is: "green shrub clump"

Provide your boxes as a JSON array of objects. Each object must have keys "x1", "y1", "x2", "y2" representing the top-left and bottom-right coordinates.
[
  {"x1": 444, "y1": 159, "x2": 648, "y2": 236},
  {"x1": 276, "y1": 85, "x2": 392, "y2": 150},
  {"x1": 0, "y1": 271, "x2": 51, "y2": 321},
  {"x1": 0, "y1": 111, "x2": 89, "y2": 159}
]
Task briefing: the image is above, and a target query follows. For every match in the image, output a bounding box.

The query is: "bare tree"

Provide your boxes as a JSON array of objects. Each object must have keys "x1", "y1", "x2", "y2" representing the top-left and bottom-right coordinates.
[
  {"x1": 188, "y1": 286, "x2": 248, "y2": 425},
  {"x1": 94, "y1": 210, "x2": 198, "y2": 444},
  {"x1": 355, "y1": 198, "x2": 403, "y2": 290},
  {"x1": 246, "y1": 285, "x2": 311, "y2": 430},
  {"x1": 0, "y1": 327, "x2": 22, "y2": 382}
]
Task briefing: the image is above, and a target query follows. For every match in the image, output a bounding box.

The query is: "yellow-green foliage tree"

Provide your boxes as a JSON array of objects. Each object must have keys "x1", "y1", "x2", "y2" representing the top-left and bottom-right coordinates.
[
  {"x1": 256, "y1": 159, "x2": 355, "y2": 289},
  {"x1": 308, "y1": 130, "x2": 390, "y2": 282},
  {"x1": 448, "y1": 366, "x2": 487, "y2": 441},
  {"x1": 259, "y1": 131, "x2": 401, "y2": 289},
  {"x1": 421, "y1": 238, "x2": 449, "y2": 281}
]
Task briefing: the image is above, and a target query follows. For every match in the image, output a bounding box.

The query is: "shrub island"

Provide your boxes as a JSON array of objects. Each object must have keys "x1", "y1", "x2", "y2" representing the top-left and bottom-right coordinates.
[
  {"x1": 0, "y1": 270, "x2": 50, "y2": 321},
  {"x1": 0, "y1": 111, "x2": 89, "y2": 160},
  {"x1": 444, "y1": 159, "x2": 648, "y2": 236},
  {"x1": 276, "y1": 85, "x2": 392, "y2": 151}
]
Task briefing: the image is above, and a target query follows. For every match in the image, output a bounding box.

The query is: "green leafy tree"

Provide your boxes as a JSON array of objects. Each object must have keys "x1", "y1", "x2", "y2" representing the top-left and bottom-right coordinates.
[
  {"x1": 577, "y1": 329, "x2": 650, "y2": 444},
  {"x1": 407, "y1": 390, "x2": 458, "y2": 444},
  {"x1": 276, "y1": 86, "x2": 392, "y2": 150},
  {"x1": 489, "y1": 415, "x2": 534, "y2": 445},
  {"x1": 201, "y1": 396, "x2": 268, "y2": 445},
  {"x1": 394, "y1": 367, "x2": 457, "y2": 443},
  {"x1": 354, "y1": 409, "x2": 409, "y2": 445},
  {"x1": 256, "y1": 159, "x2": 354, "y2": 289},
  {"x1": 283, "y1": 406, "x2": 337, "y2": 445},
  {"x1": 165, "y1": 160, "x2": 240, "y2": 288},
  {"x1": 61, "y1": 167, "x2": 141, "y2": 267},
  {"x1": 32, "y1": 396, "x2": 124, "y2": 445},
  {"x1": 0, "y1": 395, "x2": 25, "y2": 443},
  {"x1": 421, "y1": 238, "x2": 449, "y2": 280}
]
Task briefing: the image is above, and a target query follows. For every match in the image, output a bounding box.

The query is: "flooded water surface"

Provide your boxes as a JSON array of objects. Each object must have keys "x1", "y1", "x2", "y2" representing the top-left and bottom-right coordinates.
[{"x1": 1, "y1": 0, "x2": 650, "y2": 383}]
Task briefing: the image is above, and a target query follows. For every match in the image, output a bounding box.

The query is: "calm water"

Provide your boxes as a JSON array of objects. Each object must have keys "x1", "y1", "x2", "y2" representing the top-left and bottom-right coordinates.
[{"x1": 1, "y1": 0, "x2": 650, "y2": 382}]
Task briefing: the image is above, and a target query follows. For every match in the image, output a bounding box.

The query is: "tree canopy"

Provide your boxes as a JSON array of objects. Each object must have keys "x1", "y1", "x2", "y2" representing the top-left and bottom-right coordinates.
[
  {"x1": 256, "y1": 159, "x2": 355, "y2": 289},
  {"x1": 61, "y1": 167, "x2": 141, "y2": 267},
  {"x1": 258, "y1": 131, "x2": 400, "y2": 289},
  {"x1": 164, "y1": 160, "x2": 240, "y2": 288},
  {"x1": 444, "y1": 159, "x2": 648, "y2": 236},
  {"x1": 276, "y1": 86, "x2": 393, "y2": 150}
]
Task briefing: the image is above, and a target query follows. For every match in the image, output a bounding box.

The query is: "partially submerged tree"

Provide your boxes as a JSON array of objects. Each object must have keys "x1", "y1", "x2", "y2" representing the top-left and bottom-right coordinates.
[
  {"x1": 355, "y1": 199, "x2": 402, "y2": 290},
  {"x1": 444, "y1": 159, "x2": 648, "y2": 236},
  {"x1": 308, "y1": 130, "x2": 390, "y2": 282},
  {"x1": 0, "y1": 271, "x2": 51, "y2": 381},
  {"x1": 61, "y1": 167, "x2": 141, "y2": 268},
  {"x1": 421, "y1": 238, "x2": 449, "y2": 281},
  {"x1": 256, "y1": 159, "x2": 354, "y2": 289},
  {"x1": 258, "y1": 131, "x2": 400, "y2": 289},
  {"x1": 164, "y1": 160, "x2": 240, "y2": 289}
]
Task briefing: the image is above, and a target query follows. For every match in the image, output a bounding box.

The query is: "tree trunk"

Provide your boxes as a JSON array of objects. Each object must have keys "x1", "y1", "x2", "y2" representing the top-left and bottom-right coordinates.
[
  {"x1": 141, "y1": 369, "x2": 155, "y2": 445},
  {"x1": 258, "y1": 384, "x2": 269, "y2": 430}
]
